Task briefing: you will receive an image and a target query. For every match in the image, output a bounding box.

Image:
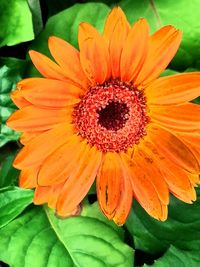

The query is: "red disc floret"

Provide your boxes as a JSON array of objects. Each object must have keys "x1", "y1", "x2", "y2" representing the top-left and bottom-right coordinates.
[{"x1": 73, "y1": 80, "x2": 149, "y2": 152}]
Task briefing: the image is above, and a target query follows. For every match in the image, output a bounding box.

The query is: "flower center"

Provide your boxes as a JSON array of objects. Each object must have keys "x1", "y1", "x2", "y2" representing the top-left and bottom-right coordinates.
[
  {"x1": 73, "y1": 80, "x2": 149, "y2": 152},
  {"x1": 97, "y1": 101, "x2": 129, "y2": 131}
]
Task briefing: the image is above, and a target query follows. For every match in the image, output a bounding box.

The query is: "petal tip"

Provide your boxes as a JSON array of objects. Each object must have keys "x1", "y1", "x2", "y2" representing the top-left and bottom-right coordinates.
[
  {"x1": 13, "y1": 158, "x2": 21, "y2": 170},
  {"x1": 79, "y1": 22, "x2": 92, "y2": 33},
  {"x1": 110, "y1": 6, "x2": 125, "y2": 17},
  {"x1": 28, "y1": 50, "x2": 37, "y2": 56},
  {"x1": 28, "y1": 50, "x2": 39, "y2": 63},
  {"x1": 6, "y1": 115, "x2": 14, "y2": 128},
  {"x1": 48, "y1": 36, "x2": 58, "y2": 45}
]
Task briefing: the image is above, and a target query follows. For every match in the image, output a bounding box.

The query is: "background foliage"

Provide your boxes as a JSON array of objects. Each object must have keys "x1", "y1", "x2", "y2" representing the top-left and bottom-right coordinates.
[{"x1": 0, "y1": 0, "x2": 200, "y2": 266}]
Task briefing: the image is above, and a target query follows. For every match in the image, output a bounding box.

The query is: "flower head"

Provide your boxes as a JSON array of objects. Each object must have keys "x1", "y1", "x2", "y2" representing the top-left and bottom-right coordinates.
[{"x1": 7, "y1": 7, "x2": 200, "y2": 225}]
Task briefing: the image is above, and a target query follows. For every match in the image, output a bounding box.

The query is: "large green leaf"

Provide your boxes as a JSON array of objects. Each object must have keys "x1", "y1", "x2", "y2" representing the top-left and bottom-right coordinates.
[
  {"x1": 0, "y1": 58, "x2": 27, "y2": 147},
  {"x1": 27, "y1": 3, "x2": 110, "y2": 77},
  {"x1": 0, "y1": 186, "x2": 33, "y2": 229},
  {"x1": 119, "y1": 0, "x2": 200, "y2": 70},
  {"x1": 126, "y1": 188, "x2": 200, "y2": 256},
  {"x1": 0, "y1": 0, "x2": 34, "y2": 47},
  {"x1": 145, "y1": 246, "x2": 200, "y2": 267},
  {"x1": 0, "y1": 203, "x2": 133, "y2": 267}
]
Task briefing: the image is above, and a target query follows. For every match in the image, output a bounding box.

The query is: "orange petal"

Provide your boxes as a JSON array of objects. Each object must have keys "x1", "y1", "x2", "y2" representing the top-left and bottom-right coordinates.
[
  {"x1": 180, "y1": 133, "x2": 200, "y2": 150},
  {"x1": 38, "y1": 135, "x2": 85, "y2": 186},
  {"x1": 142, "y1": 139, "x2": 197, "y2": 203},
  {"x1": 56, "y1": 146, "x2": 102, "y2": 216},
  {"x1": 180, "y1": 133, "x2": 200, "y2": 165},
  {"x1": 18, "y1": 78, "x2": 81, "y2": 107},
  {"x1": 20, "y1": 131, "x2": 43, "y2": 145},
  {"x1": 19, "y1": 166, "x2": 39, "y2": 188},
  {"x1": 56, "y1": 206, "x2": 81, "y2": 219},
  {"x1": 13, "y1": 123, "x2": 74, "y2": 169},
  {"x1": 7, "y1": 105, "x2": 72, "y2": 132},
  {"x1": 97, "y1": 152, "x2": 123, "y2": 219},
  {"x1": 171, "y1": 188, "x2": 196, "y2": 204},
  {"x1": 136, "y1": 148, "x2": 169, "y2": 205},
  {"x1": 146, "y1": 73, "x2": 200, "y2": 105},
  {"x1": 48, "y1": 182, "x2": 65, "y2": 209},
  {"x1": 148, "y1": 124, "x2": 199, "y2": 174},
  {"x1": 122, "y1": 153, "x2": 168, "y2": 221},
  {"x1": 10, "y1": 90, "x2": 30, "y2": 108},
  {"x1": 103, "y1": 7, "x2": 130, "y2": 39},
  {"x1": 29, "y1": 50, "x2": 70, "y2": 81},
  {"x1": 150, "y1": 103, "x2": 200, "y2": 133},
  {"x1": 33, "y1": 186, "x2": 51, "y2": 205},
  {"x1": 120, "y1": 19, "x2": 149, "y2": 82},
  {"x1": 106, "y1": 10, "x2": 130, "y2": 78},
  {"x1": 78, "y1": 23, "x2": 110, "y2": 84},
  {"x1": 135, "y1": 26, "x2": 182, "y2": 86},
  {"x1": 113, "y1": 158, "x2": 133, "y2": 225},
  {"x1": 187, "y1": 174, "x2": 200, "y2": 187},
  {"x1": 48, "y1": 36, "x2": 88, "y2": 89},
  {"x1": 187, "y1": 173, "x2": 200, "y2": 187},
  {"x1": 170, "y1": 176, "x2": 196, "y2": 202}
]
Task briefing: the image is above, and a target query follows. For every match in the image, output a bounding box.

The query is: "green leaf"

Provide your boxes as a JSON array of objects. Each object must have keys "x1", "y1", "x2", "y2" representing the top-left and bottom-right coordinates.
[
  {"x1": 27, "y1": 3, "x2": 110, "y2": 77},
  {"x1": 82, "y1": 0, "x2": 120, "y2": 6},
  {"x1": 0, "y1": 186, "x2": 33, "y2": 229},
  {"x1": 0, "y1": 0, "x2": 34, "y2": 47},
  {"x1": 145, "y1": 246, "x2": 200, "y2": 267},
  {"x1": 0, "y1": 203, "x2": 133, "y2": 267},
  {"x1": 28, "y1": 0, "x2": 43, "y2": 36},
  {"x1": 126, "y1": 188, "x2": 200, "y2": 256},
  {"x1": 0, "y1": 58, "x2": 27, "y2": 147},
  {"x1": 120, "y1": 0, "x2": 158, "y2": 31},
  {"x1": 44, "y1": 0, "x2": 77, "y2": 17},
  {"x1": 73, "y1": 202, "x2": 123, "y2": 238},
  {"x1": 45, "y1": 0, "x2": 117, "y2": 18},
  {"x1": 193, "y1": 97, "x2": 200, "y2": 105},
  {"x1": 0, "y1": 151, "x2": 19, "y2": 187},
  {"x1": 160, "y1": 69, "x2": 178, "y2": 77},
  {"x1": 119, "y1": 0, "x2": 200, "y2": 70}
]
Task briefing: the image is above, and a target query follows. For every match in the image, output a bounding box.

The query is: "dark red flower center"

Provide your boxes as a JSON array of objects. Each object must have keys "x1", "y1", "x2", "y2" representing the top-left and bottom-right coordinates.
[
  {"x1": 73, "y1": 80, "x2": 149, "y2": 152},
  {"x1": 98, "y1": 101, "x2": 129, "y2": 131}
]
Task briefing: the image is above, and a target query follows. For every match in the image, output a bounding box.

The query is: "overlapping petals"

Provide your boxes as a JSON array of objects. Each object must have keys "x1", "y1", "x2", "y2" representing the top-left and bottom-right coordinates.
[
  {"x1": 120, "y1": 18, "x2": 149, "y2": 82},
  {"x1": 150, "y1": 103, "x2": 200, "y2": 133},
  {"x1": 122, "y1": 150, "x2": 169, "y2": 221},
  {"x1": 97, "y1": 152, "x2": 133, "y2": 225},
  {"x1": 79, "y1": 23, "x2": 110, "y2": 84},
  {"x1": 135, "y1": 26, "x2": 182, "y2": 86},
  {"x1": 56, "y1": 145, "x2": 102, "y2": 216}
]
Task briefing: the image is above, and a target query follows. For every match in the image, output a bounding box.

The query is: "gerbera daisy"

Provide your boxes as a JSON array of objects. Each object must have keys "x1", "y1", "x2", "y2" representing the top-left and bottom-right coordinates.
[{"x1": 7, "y1": 7, "x2": 200, "y2": 225}]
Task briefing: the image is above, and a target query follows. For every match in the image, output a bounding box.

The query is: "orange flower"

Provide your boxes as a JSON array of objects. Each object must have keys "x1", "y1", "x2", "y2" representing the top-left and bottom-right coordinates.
[{"x1": 7, "y1": 7, "x2": 200, "y2": 225}]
